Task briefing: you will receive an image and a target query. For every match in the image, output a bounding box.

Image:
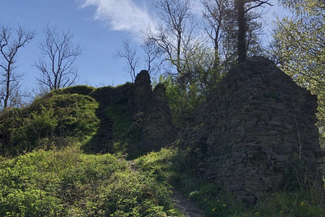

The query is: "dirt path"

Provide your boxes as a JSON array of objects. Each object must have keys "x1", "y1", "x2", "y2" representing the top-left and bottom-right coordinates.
[
  {"x1": 171, "y1": 189, "x2": 204, "y2": 217},
  {"x1": 128, "y1": 161, "x2": 204, "y2": 217}
]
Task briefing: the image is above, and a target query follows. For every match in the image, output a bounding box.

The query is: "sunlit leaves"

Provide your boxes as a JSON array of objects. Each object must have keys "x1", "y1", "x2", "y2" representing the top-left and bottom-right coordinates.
[{"x1": 272, "y1": 0, "x2": 325, "y2": 146}]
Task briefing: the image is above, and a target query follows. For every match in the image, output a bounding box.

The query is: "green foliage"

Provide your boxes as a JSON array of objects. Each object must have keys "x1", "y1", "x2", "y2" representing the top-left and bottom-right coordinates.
[
  {"x1": 136, "y1": 148, "x2": 177, "y2": 182},
  {"x1": 105, "y1": 104, "x2": 133, "y2": 142},
  {"x1": 0, "y1": 93, "x2": 99, "y2": 156},
  {"x1": 87, "y1": 102, "x2": 141, "y2": 158},
  {"x1": 52, "y1": 85, "x2": 95, "y2": 96},
  {"x1": 156, "y1": 75, "x2": 205, "y2": 128},
  {"x1": 271, "y1": 0, "x2": 325, "y2": 146},
  {"x1": 1, "y1": 189, "x2": 65, "y2": 217},
  {"x1": 47, "y1": 94, "x2": 99, "y2": 138},
  {"x1": 0, "y1": 146, "x2": 178, "y2": 216}
]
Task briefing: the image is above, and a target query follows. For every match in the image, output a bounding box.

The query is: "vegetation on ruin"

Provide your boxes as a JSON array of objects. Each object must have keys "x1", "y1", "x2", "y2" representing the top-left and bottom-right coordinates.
[{"x1": 0, "y1": 82, "x2": 324, "y2": 216}]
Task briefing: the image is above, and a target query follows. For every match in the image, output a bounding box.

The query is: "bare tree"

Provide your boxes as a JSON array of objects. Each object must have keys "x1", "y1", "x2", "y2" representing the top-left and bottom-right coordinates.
[
  {"x1": 148, "y1": 0, "x2": 198, "y2": 75},
  {"x1": 201, "y1": 0, "x2": 266, "y2": 74},
  {"x1": 145, "y1": 0, "x2": 221, "y2": 93},
  {"x1": 113, "y1": 35, "x2": 163, "y2": 82},
  {"x1": 0, "y1": 25, "x2": 35, "y2": 109},
  {"x1": 35, "y1": 25, "x2": 82, "y2": 91},
  {"x1": 113, "y1": 39, "x2": 139, "y2": 82},
  {"x1": 141, "y1": 38, "x2": 163, "y2": 75},
  {"x1": 201, "y1": 0, "x2": 234, "y2": 70}
]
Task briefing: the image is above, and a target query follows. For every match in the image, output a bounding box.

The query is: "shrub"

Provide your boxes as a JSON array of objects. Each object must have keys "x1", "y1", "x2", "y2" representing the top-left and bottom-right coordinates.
[
  {"x1": 0, "y1": 146, "x2": 178, "y2": 216},
  {"x1": 0, "y1": 93, "x2": 99, "y2": 156}
]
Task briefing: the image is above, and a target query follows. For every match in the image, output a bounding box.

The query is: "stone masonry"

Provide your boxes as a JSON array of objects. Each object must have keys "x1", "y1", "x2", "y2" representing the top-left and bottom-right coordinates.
[
  {"x1": 134, "y1": 71, "x2": 176, "y2": 152},
  {"x1": 181, "y1": 57, "x2": 325, "y2": 203}
]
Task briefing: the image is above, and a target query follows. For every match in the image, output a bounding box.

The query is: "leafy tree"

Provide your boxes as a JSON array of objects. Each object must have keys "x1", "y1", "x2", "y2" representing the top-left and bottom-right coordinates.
[
  {"x1": 157, "y1": 75, "x2": 205, "y2": 128},
  {"x1": 271, "y1": 0, "x2": 325, "y2": 145},
  {"x1": 278, "y1": 0, "x2": 304, "y2": 10},
  {"x1": 0, "y1": 25, "x2": 35, "y2": 109},
  {"x1": 35, "y1": 25, "x2": 82, "y2": 92}
]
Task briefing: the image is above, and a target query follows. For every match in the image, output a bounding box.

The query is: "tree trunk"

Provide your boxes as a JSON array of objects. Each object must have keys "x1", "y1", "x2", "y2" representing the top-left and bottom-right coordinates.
[
  {"x1": 237, "y1": 0, "x2": 246, "y2": 63},
  {"x1": 213, "y1": 36, "x2": 220, "y2": 70},
  {"x1": 4, "y1": 66, "x2": 11, "y2": 109}
]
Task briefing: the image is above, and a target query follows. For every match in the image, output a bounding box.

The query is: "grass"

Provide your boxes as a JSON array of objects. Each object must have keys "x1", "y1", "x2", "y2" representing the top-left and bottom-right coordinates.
[
  {"x1": 2, "y1": 145, "x2": 324, "y2": 216},
  {"x1": 135, "y1": 148, "x2": 325, "y2": 217},
  {"x1": 0, "y1": 145, "x2": 180, "y2": 217}
]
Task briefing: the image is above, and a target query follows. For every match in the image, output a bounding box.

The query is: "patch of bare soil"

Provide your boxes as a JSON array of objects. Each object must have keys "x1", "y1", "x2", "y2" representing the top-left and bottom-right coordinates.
[{"x1": 171, "y1": 189, "x2": 204, "y2": 217}]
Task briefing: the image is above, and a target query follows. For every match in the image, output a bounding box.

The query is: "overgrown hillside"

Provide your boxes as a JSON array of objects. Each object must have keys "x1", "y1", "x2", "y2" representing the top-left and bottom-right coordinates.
[
  {"x1": 0, "y1": 84, "x2": 181, "y2": 216},
  {"x1": 0, "y1": 63, "x2": 325, "y2": 216},
  {"x1": 0, "y1": 91, "x2": 100, "y2": 156}
]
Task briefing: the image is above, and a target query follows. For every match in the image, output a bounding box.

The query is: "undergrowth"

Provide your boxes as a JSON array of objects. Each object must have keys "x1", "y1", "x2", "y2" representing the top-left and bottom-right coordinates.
[
  {"x1": 0, "y1": 145, "x2": 179, "y2": 216},
  {"x1": 103, "y1": 103, "x2": 142, "y2": 159},
  {"x1": 135, "y1": 148, "x2": 325, "y2": 217},
  {"x1": 1, "y1": 86, "x2": 324, "y2": 216}
]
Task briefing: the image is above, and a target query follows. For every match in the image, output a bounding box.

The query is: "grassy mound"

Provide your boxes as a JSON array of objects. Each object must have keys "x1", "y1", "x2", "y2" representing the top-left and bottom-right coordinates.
[
  {"x1": 0, "y1": 93, "x2": 99, "y2": 156},
  {"x1": 52, "y1": 85, "x2": 96, "y2": 96}
]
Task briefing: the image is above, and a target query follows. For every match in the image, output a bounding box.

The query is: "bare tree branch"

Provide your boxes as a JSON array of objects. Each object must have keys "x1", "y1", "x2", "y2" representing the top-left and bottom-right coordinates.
[
  {"x1": 113, "y1": 39, "x2": 139, "y2": 82},
  {"x1": 34, "y1": 25, "x2": 82, "y2": 91},
  {"x1": 141, "y1": 36, "x2": 164, "y2": 75},
  {"x1": 0, "y1": 25, "x2": 35, "y2": 109}
]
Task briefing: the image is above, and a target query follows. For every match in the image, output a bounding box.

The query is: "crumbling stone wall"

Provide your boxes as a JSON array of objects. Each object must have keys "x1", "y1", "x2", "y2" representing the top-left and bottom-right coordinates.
[
  {"x1": 140, "y1": 83, "x2": 176, "y2": 152},
  {"x1": 61, "y1": 70, "x2": 175, "y2": 155},
  {"x1": 134, "y1": 70, "x2": 152, "y2": 113},
  {"x1": 134, "y1": 71, "x2": 176, "y2": 152},
  {"x1": 181, "y1": 57, "x2": 325, "y2": 203},
  {"x1": 89, "y1": 70, "x2": 175, "y2": 154}
]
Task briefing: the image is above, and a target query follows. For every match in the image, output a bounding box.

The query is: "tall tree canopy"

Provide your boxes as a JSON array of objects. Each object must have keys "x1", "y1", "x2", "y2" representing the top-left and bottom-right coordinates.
[{"x1": 272, "y1": 0, "x2": 325, "y2": 145}]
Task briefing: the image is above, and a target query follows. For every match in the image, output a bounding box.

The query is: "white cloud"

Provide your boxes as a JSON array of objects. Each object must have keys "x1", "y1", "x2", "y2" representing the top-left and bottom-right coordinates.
[{"x1": 78, "y1": 0, "x2": 155, "y2": 34}]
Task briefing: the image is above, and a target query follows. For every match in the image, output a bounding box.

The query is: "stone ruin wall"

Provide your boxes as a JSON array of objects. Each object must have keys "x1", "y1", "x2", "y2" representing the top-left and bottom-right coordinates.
[
  {"x1": 90, "y1": 70, "x2": 175, "y2": 154},
  {"x1": 134, "y1": 71, "x2": 176, "y2": 152},
  {"x1": 82, "y1": 62, "x2": 324, "y2": 202},
  {"x1": 65, "y1": 70, "x2": 175, "y2": 154},
  {"x1": 181, "y1": 57, "x2": 325, "y2": 203}
]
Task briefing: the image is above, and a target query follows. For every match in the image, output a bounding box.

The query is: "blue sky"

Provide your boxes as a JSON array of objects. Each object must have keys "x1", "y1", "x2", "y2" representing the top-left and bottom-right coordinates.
[{"x1": 1, "y1": 0, "x2": 286, "y2": 91}]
